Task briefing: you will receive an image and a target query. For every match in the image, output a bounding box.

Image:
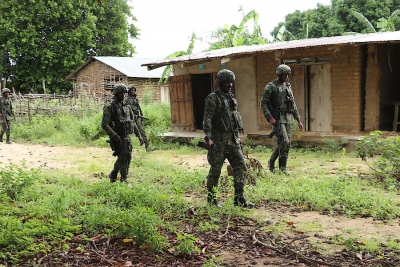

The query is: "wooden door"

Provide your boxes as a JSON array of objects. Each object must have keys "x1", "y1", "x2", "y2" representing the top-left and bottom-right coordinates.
[
  {"x1": 169, "y1": 75, "x2": 195, "y2": 131},
  {"x1": 290, "y1": 65, "x2": 307, "y2": 130},
  {"x1": 309, "y1": 64, "x2": 332, "y2": 132}
]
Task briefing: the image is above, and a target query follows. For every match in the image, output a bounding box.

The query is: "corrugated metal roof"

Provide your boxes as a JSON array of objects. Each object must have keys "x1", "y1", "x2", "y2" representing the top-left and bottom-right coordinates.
[
  {"x1": 142, "y1": 31, "x2": 400, "y2": 70},
  {"x1": 66, "y1": 56, "x2": 166, "y2": 80}
]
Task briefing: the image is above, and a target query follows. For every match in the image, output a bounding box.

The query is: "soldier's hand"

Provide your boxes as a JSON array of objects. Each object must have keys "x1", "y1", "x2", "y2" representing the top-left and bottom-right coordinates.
[
  {"x1": 269, "y1": 117, "x2": 277, "y2": 126},
  {"x1": 113, "y1": 134, "x2": 122, "y2": 146},
  {"x1": 204, "y1": 139, "x2": 214, "y2": 151},
  {"x1": 139, "y1": 137, "x2": 144, "y2": 146},
  {"x1": 298, "y1": 120, "x2": 304, "y2": 131}
]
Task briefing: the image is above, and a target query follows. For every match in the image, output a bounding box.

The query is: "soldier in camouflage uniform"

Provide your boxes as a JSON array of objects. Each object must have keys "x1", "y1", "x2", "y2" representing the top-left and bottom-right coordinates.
[
  {"x1": 0, "y1": 88, "x2": 16, "y2": 144},
  {"x1": 260, "y1": 64, "x2": 303, "y2": 173},
  {"x1": 102, "y1": 84, "x2": 144, "y2": 183},
  {"x1": 126, "y1": 85, "x2": 150, "y2": 151},
  {"x1": 203, "y1": 69, "x2": 254, "y2": 208}
]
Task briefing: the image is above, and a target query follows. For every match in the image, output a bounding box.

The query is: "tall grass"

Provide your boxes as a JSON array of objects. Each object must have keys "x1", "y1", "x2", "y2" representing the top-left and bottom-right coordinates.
[{"x1": 12, "y1": 103, "x2": 171, "y2": 147}]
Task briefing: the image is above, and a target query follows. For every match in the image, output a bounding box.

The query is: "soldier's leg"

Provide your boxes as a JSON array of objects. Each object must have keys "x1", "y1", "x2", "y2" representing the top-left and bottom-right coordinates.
[
  {"x1": 278, "y1": 124, "x2": 291, "y2": 173},
  {"x1": 268, "y1": 124, "x2": 281, "y2": 172},
  {"x1": 227, "y1": 144, "x2": 254, "y2": 208},
  {"x1": 0, "y1": 122, "x2": 6, "y2": 142},
  {"x1": 206, "y1": 147, "x2": 225, "y2": 207},
  {"x1": 119, "y1": 138, "x2": 133, "y2": 182},
  {"x1": 6, "y1": 120, "x2": 11, "y2": 144},
  {"x1": 137, "y1": 120, "x2": 150, "y2": 151}
]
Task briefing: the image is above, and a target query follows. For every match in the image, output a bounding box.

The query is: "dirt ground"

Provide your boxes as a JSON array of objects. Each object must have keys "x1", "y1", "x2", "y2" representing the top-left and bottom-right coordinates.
[{"x1": 1, "y1": 142, "x2": 400, "y2": 266}]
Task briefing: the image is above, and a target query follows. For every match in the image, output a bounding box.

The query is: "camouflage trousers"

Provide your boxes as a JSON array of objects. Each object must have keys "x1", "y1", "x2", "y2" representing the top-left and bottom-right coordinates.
[
  {"x1": 206, "y1": 142, "x2": 247, "y2": 188},
  {"x1": 112, "y1": 136, "x2": 133, "y2": 177},
  {"x1": 1, "y1": 120, "x2": 11, "y2": 136},
  {"x1": 136, "y1": 119, "x2": 148, "y2": 145},
  {"x1": 271, "y1": 122, "x2": 292, "y2": 159}
]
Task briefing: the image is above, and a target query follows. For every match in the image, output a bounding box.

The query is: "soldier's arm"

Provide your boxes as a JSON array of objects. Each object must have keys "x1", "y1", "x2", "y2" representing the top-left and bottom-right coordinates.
[
  {"x1": 202, "y1": 94, "x2": 216, "y2": 138},
  {"x1": 260, "y1": 83, "x2": 275, "y2": 122},
  {"x1": 101, "y1": 105, "x2": 117, "y2": 138}
]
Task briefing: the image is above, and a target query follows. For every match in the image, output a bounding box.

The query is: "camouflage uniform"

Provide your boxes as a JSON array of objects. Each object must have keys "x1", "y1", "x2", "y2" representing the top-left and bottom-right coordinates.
[
  {"x1": 102, "y1": 85, "x2": 141, "y2": 182},
  {"x1": 260, "y1": 66, "x2": 301, "y2": 172},
  {"x1": 126, "y1": 93, "x2": 149, "y2": 150},
  {"x1": 203, "y1": 69, "x2": 253, "y2": 208},
  {"x1": 0, "y1": 89, "x2": 15, "y2": 144}
]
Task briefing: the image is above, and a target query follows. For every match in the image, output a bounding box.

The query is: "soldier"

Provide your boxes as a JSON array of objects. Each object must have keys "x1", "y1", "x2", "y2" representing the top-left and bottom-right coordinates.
[
  {"x1": 203, "y1": 69, "x2": 254, "y2": 208},
  {"x1": 260, "y1": 64, "x2": 303, "y2": 173},
  {"x1": 126, "y1": 85, "x2": 151, "y2": 151},
  {"x1": 102, "y1": 84, "x2": 144, "y2": 183},
  {"x1": 0, "y1": 88, "x2": 16, "y2": 144}
]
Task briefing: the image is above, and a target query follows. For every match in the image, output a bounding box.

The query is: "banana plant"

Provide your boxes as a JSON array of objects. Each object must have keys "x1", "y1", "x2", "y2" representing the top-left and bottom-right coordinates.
[
  {"x1": 351, "y1": 10, "x2": 400, "y2": 33},
  {"x1": 207, "y1": 9, "x2": 269, "y2": 51},
  {"x1": 158, "y1": 32, "x2": 196, "y2": 84}
]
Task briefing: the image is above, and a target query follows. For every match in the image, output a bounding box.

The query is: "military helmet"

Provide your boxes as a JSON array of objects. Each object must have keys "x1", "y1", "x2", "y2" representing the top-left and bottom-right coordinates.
[
  {"x1": 127, "y1": 84, "x2": 136, "y2": 92},
  {"x1": 2, "y1": 88, "x2": 11, "y2": 94},
  {"x1": 216, "y1": 69, "x2": 235, "y2": 84},
  {"x1": 112, "y1": 84, "x2": 127, "y2": 95},
  {"x1": 276, "y1": 64, "x2": 291, "y2": 75}
]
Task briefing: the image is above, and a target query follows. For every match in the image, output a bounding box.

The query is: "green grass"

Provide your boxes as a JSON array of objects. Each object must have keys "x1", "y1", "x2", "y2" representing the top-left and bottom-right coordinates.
[{"x1": 2, "y1": 106, "x2": 400, "y2": 264}]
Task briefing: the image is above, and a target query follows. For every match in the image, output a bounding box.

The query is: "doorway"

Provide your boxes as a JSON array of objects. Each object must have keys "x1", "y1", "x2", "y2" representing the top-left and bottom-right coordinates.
[{"x1": 191, "y1": 74, "x2": 213, "y2": 130}]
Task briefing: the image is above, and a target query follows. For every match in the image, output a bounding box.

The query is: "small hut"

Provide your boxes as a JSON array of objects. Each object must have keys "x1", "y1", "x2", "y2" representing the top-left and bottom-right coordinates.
[{"x1": 66, "y1": 57, "x2": 169, "y2": 103}]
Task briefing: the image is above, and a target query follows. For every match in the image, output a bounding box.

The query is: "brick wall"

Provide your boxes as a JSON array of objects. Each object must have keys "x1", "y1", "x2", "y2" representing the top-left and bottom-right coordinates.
[
  {"x1": 256, "y1": 45, "x2": 365, "y2": 133},
  {"x1": 73, "y1": 61, "x2": 165, "y2": 103}
]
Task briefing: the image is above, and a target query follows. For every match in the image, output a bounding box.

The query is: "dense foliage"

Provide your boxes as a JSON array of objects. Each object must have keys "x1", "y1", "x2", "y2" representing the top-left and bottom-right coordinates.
[
  {"x1": 271, "y1": 0, "x2": 400, "y2": 40},
  {"x1": 0, "y1": 0, "x2": 139, "y2": 93}
]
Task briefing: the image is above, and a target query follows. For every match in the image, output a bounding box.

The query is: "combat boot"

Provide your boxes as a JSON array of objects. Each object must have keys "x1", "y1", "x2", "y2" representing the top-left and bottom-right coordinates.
[
  {"x1": 279, "y1": 157, "x2": 288, "y2": 175},
  {"x1": 108, "y1": 170, "x2": 118, "y2": 183},
  {"x1": 120, "y1": 176, "x2": 128, "y2": 183},
  {"x1": 268, "y1": 151, "x2": 279, "y2": 173},
  {"x1": 234, "y1": 183, "x2": 254, "y2": 208},
  {"x1": 0, "y1": 135, "x2": 3, "y2": 142},
  {"x1": 207, "y1": 186, "x2": 222, "y2": 208}
]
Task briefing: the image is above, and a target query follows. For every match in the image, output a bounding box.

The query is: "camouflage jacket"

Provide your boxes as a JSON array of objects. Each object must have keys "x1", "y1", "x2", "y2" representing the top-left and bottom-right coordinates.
[
  {"x1": 102, "y1": 100, "x2": 139, "y2": 138},
  {"x1": 203, "y1": 88, "x2": 244, "y2": 145},
  {"x1": 260, "y1": 78, "x2": 300, "y2": 124},
  {"x1": 126, "y1": 95, "x2": 142, "y2": 116},
  {"x1": 0, "y1": 97, "x2": 14, "y2": 120}
]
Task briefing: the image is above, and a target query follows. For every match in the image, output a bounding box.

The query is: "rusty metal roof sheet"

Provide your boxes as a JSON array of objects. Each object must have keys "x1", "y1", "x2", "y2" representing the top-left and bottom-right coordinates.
[
  {"x1": 142, "y1": 31, "x2": 400, "y2": 70},
  {"x1": 66, "y1": 57, "x2": 166, "y2": 80}
]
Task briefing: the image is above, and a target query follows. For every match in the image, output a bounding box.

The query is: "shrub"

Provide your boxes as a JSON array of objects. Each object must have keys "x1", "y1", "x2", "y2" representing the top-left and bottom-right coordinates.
[{"x1": 355, "y1": 131, "x2": 400, "y2": 180}]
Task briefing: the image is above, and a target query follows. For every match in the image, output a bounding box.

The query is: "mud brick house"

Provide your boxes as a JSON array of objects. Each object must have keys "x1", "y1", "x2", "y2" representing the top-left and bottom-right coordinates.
[
  {"x1": 66, "y1": 57, "x2": 169, "y2": 103},
  {"x1": 142, "y1": 31, "x2": 400, "y2": 136}
]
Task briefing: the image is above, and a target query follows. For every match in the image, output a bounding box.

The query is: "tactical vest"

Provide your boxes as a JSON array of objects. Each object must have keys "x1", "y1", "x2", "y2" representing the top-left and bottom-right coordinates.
[
  {"x1": 127, "y1": 96, "x2": 140, "y2": 115},
  {"x1": 269, "y1": 81, "x2": 294, "y2": 115},
  {"x1": 110, "y1": 101, "x2": 134, "y2": 136},
  {"x1": 211, "y1": 90, "x2": 244, "y2": 133}
]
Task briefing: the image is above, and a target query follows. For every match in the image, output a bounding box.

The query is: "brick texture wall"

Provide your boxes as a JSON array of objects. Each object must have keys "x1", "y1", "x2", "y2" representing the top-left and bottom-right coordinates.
[
  {"x1": 256, "y1": 45, "x2": 365, "y2": 133},
  {"x1": 73, "y1": 61, "x2": 163, "y2": 103}
]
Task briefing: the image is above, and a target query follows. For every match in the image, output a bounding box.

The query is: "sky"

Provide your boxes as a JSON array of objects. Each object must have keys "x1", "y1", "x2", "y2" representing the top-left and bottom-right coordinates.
[{"x1": 130, "y1": 0, "x2": 332, "y2": 59}]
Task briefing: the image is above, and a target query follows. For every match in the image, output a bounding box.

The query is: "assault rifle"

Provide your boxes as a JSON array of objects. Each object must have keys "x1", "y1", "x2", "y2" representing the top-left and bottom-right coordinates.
[{"x1": 134, "y1": 114, "x2": 149, "y2": 121}]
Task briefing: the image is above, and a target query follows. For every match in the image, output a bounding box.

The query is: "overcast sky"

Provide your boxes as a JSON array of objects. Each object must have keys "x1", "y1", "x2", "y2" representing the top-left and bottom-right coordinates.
[{"x1": 130, "y1": 0, "x2": 332, "y2": 59}]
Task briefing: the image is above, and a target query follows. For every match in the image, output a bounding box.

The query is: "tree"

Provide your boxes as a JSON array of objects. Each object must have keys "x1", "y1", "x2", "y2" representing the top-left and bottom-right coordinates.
[
  {"x1": 271, "y1": 0, "x2": 400, "y2": 40},
  {"x1": 332, "y1": 0, "x2": 398, "y2": 34},
  {"x1": 207, "y1": 9, "x2": 269, "y2": 50},
  {"x1": 351, "y1": 9, "x2": 400, "y2": 33},
  {"x1": 271, "y1": 4, "x2": 344, "y2": 41},
  {"x1": 0, "y1": 0, "x2": 138, "y2": 93}
]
